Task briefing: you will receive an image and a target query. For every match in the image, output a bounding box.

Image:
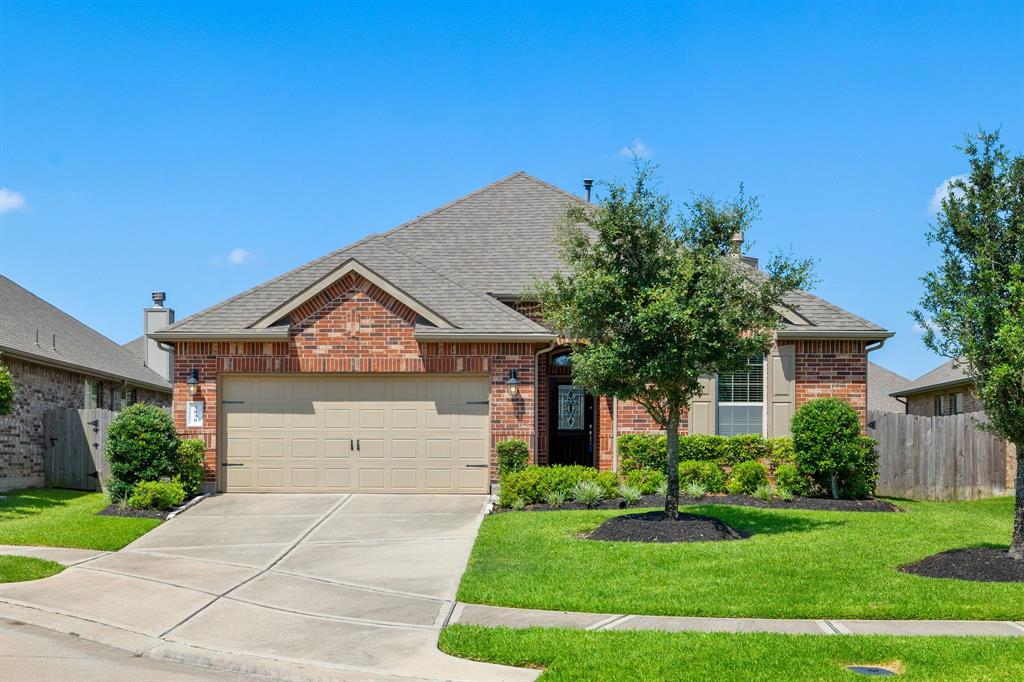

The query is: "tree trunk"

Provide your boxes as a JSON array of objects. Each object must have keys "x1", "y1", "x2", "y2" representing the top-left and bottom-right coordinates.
[
  {"x1": 830, "y1": 474, "x2": 839, "y2": 500},
  {"x1": 1010, "y1": 445, "x2": 1023, "y2": 561},
  {"x1": 664, "y1": 411, "x2": 681, "y2": 519}
]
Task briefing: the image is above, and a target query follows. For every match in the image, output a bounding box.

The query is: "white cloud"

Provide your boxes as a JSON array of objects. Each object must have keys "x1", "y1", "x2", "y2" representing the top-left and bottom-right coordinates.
[
  {"x1": 618, "y1": 138, "x2": 652, "y2": 159},
  {"x1": 227, "y1": 247, "x2": 253, "y2": 265},
  {"x1": 928, "y1": 174, "x2": 968, "y2": 214},
  {"x1": 0, "y1": 188, "x2": 27, "y2": 214}
]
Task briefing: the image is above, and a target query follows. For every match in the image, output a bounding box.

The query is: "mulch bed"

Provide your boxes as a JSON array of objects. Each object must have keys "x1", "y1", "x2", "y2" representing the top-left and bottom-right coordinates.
[
  {"x1": 97, "y1": 504, "x2": 170, "y2": 520},
  {"x1": 900, "y1": 548, "x2": 1024, "y2": 583},
  {"x1": 503, "y1": 494, "x2": 901, "y2": 513},
  {"x1": 585, "y1": 511, "x2": 748, "y2": 543}
]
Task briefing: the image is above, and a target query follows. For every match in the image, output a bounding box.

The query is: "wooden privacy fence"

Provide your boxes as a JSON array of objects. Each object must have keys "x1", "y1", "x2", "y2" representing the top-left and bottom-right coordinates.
[
  {"x1": 43, "y1": 408, "x2": 114, "y2": 491},
  {"x1": 867, "y1": 409, "x2": 1009, "y2": 501}
]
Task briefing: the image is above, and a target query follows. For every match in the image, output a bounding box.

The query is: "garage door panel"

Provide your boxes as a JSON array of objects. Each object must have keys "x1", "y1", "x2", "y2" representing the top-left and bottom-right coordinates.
[{"x1": 223, "y1": 375, "x2": 489, "y2": 493}]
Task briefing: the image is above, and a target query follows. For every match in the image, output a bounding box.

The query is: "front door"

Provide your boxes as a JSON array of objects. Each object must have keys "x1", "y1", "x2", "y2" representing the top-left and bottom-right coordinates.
[{"x1": 548, "y1": 378, "x2": 595, "y2": 466}]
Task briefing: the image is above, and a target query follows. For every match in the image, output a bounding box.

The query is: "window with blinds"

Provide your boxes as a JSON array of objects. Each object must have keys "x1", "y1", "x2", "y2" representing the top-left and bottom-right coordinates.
[{"x1": 716, "y1": 356, "x2": 764, "y2": 436}]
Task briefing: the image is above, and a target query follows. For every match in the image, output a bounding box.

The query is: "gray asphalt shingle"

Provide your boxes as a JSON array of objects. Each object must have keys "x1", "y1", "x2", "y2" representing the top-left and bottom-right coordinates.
[{"x1": 891, "y1": 358, "x2": 972, "y2": 397}]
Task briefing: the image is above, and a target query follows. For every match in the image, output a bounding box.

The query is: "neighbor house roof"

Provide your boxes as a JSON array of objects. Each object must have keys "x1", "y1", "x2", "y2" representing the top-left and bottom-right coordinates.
[
  {"x1": 890, "y1": 358, "x2": 972, "y2": 398},
  {"x1": 0, "y1": 276, "x2": 171, "y2": 392},
  {"x1": 123, "y1": 336, "x2": 145, "y2": 363},
  {"x1": 867, "y1": 362, "x2": 910, "y2": 412},
  {"x1": 152, "y1": 172, "x2": 892, "y2": 343}
]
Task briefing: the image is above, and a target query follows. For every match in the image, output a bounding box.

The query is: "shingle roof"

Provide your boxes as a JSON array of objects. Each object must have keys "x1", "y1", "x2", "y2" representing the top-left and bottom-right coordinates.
[
  {"x1": 155, "y1": 172, "x2": 891, "y2": 340},
  {"x1": 867, "y1": 362, "x2": 910, "y2": 412},
  {"x1": 0, "y1": 276, "x2": 171, "y2": 391},
  {"x1": 891, "y1": 358, "x2": 972, "y2": 397},
  {"x1": 123, "y1": 336, "x2": 145, "y2": 363}
]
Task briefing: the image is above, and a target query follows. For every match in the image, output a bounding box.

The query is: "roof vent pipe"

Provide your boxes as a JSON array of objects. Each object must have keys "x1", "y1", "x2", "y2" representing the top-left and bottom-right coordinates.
[
  {"x1": 583, "y1": 178, "x2": 593, "y2": 203},
  {"x1": 730, "y1": 232, "x2": 743, "y2": 255},
  {"x1": 151, "y1": 291, "x2": 166, "y2": 308}
]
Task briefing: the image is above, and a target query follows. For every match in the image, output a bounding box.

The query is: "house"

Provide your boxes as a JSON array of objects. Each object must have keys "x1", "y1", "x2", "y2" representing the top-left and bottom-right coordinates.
[
  {"x1": 0, "y1": 277, "x2": 173, "y2": 491},
  {"x1": 150, "y1": 172, "x2": 893, "y2": 494},
  {"x1": 889, "y1": 358, "x2": 981, "y2": 416},
  {"x1": 867, "y1": 362, "x2": 910, "y2": 413}
]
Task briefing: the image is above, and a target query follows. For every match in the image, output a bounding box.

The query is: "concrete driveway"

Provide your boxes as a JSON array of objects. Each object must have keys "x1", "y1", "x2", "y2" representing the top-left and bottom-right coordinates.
[{"x1": 0, "y1": 494, "x2": 535, "y2": 682}]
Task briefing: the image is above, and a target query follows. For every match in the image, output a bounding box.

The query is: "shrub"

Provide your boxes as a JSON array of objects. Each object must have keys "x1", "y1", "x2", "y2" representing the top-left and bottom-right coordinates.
[
  {"x1": 656, "y1": 478, "x2": 668, "y2": 497},
  {"x1": 571, "y1": 480, "x2": 605, "y2": 508},
  {"x1": 509, "y1": 497, "x2": 526, "y2": 511},
  {"x1": 777, "y1": 487, "x2": 795, "y2": 502},
  {"x1": 499, "y1": 465, "x2": 620, "y2": 507},
  {"x1": 773, "y1": 463, "x2": 815, "y2": 497},
  {"x1": 496, "y1": 439, "x2": 530, "y2": 475},
  {"x1": 544, "y1": 489, "x2": 568, "y2": 508},
  {"x1": 791, "y1": 398, "x2": 869, "y2": 499},
  {"x1": 767, "y1": 437, "x2": 796, "y2": 465},
  {"x1": 683, "y1": 481, "x2": 707, "y2": 499},
  {"x1": 617, "y1": 433, "x2": 666, "y2": 472},
  {"x1": 724, "y1": 434, "x2": 771, "y2": 464},
  {"x1": 175, "y1": 439, "x2": 206, "y2": 498},
  {"x1": 0, "y1": 361, "x2": 15, "y2": 416},
  {"x1": 128, "y1": 479, "x2": 185, "y2": 510},
  {"x1": 841, "y1": 436, "x2": 880, "y2": 499},
  {"x1": 623, "y1": 468, "x2": 665, "y2": 495},
  {"x1": 618, "y1": 484, "x2": 642, "y2": 507},
  {"x1": 752, "y1": 483, "x2": 778, "y2": 501},
  {"x1": 678, "y1": 460, "x2": 726, "y2": 493},
  {"x1": 677, "y1": 435, "x2": 729, "y2": 463},
  {"x1": 106, "y1": 403, "x2": 179, "y2": 499},
  {"x1": 726, "y1": 460, "x2": 769, "y2": 495}
]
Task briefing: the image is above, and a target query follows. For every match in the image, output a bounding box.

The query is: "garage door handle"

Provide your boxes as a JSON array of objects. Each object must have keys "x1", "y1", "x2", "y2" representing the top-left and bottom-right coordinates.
[
  {"x1": 222, "y1": 463, "x2": 244, "y2": 467},
  {"x1": 350, "y1": 439, "x2": 354, "y2": 451},
  {"x1": 465, "y1": 464, "x2": 488, "y2": 468}
]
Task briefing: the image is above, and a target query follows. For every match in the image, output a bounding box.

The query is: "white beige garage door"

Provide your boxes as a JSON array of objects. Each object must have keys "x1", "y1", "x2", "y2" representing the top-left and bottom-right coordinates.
[{"x1": 221, "y1": 375, "x2": 490, "y2": 493}]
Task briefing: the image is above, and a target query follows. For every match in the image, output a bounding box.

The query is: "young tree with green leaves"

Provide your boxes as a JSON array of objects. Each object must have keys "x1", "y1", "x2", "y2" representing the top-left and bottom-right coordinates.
[
  {"x1": 914, "y1": 130, "x2": 1024, "y2": 559},
  {"x1": 535, "y1": 165, "x2": 813, "y2": 517}
]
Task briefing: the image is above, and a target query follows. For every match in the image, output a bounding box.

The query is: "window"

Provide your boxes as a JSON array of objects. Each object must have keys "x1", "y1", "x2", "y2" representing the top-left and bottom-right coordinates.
[
  {"x1": 933, "y1": 395, "x2": 944, "y2": 416},
  {"x1": 717, "y1": 356, "x2": 764, "y2": 436},
  {"x1": 949, "y1": 392, "x2": 963, "y2": 415},
  {"x1": 557, "y1": 385, "x2": 585, "y2": 431},
  {"x1": 551, "y1": 353, "x2": 572, "y2": 368},
  {"x1": 125, "y1": 387, "x2": 138, "y2": 406},
  {"x1": 84, "y1": 380, "x2": 101, "y2": 409}
]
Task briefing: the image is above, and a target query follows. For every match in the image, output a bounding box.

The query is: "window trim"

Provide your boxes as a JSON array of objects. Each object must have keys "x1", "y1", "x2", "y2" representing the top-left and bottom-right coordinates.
[
  {"x1": 715, "y1": 356, "x2": 767, "y2": 437},
  {"x1": 933, "y1": 395, "x2": 944, "y2": 416}
]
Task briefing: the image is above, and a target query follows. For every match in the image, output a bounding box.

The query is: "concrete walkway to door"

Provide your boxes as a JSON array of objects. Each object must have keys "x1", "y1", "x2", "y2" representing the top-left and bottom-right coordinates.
[{"x1": 0, "y1": 494, "x2": 537, "y2": 682}]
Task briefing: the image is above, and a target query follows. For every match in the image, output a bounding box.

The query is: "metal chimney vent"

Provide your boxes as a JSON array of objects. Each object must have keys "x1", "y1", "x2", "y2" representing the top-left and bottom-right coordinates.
[
  {"x1": 583, "y1": 179, "x2": 593, "y2": 202},
  {"x1": 151, "y1": 291, "x2": 166, "y2": 307}
]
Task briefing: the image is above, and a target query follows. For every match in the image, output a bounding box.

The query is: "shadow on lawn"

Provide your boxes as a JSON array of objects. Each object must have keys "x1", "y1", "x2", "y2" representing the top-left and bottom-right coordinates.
[
  {"x1": 684, "y1": 504, "x2": 843, "y2": 537},
  {"x1": 0, "y1": 489, "x2": 91, "y2": 520}
]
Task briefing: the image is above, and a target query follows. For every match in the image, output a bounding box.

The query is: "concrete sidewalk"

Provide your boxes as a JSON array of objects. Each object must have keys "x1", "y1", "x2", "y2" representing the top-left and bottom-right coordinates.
[{"x1": 451, "y1": 603, "x2": 1024, "y2": 637}]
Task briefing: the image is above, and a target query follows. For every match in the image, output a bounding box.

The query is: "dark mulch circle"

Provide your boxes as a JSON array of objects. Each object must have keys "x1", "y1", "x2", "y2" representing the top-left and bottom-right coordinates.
[
  {"x1": 97, "y1": 504, "x2": 170, "y2": 520},
  {"x1": 584, "y1": 510, "x2": 749, "y2": 543},
  {"x1": 503, "y1": 494, "x2": 901, "y2": 513},
  {"x1": 900, "y1": 548, "x2": 1024, "y2": 583}
]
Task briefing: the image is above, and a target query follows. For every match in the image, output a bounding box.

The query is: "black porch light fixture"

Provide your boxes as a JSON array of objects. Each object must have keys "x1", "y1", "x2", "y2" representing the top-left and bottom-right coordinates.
[
  {"x1": 506, "y1": 368, "x2": 520, "y2": 395},
  {"x1": 187, "y1": 368, "x2": 200, "y2": 397}
]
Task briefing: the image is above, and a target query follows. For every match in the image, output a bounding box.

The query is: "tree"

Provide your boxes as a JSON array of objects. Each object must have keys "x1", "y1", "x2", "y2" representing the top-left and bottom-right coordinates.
[
  {"x1": 913, "y1": 130, "x2": 1024, "y2": 559},
  {"x1": 535, "y1": 165, "x2": 812, "y2": 517},
  {"x1": 0, "y1": 360, "x2": 14, "y2": 417}
]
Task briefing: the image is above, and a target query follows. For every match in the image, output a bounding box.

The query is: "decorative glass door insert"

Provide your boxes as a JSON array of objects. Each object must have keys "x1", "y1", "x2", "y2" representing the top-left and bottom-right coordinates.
[{"x1": 557, "y1": 385, "x2": 585, "y2": 431}]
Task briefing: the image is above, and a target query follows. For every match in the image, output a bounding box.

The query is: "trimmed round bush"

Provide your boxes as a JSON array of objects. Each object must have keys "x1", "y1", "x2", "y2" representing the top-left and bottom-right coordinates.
[
  {"x1": 791, "y1": 398, "x2": 867, "y2": 499},
  {"x1": 0, "y1": 361, "x2": 14, "y2": 416},
  {"x1": 773, "y1": 462, "x2": 815, "y2": 497},
  {"x1": 496, "y1": 439, "x2": 530, "y2": 475},
  {"x1": 678, "y1": 460, "x2": 726, "y2": 493},
  {"x1": 623, "y1": 468, "x2": 665, "y2": 495},
  {"x1": 106, "y1": 403, "x2": 179, "y2": 500},
  {"x1": 175, "y1": 439, "x2": 206, "y2": 498},
  {"x1": 726, "y1": 460, "x2": 769, "y2": 495},
  {"x1": 128, "y1": 479, "x2": 185, "y2": 510}
]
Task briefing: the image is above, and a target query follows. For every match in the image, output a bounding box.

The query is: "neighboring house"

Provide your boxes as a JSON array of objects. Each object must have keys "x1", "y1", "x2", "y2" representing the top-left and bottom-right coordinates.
[
  {"x1": 890, "y1": 358, "x2": 981, "y2": 417},
  {"x1": 0, "y1": 277, "x2": 173, "y2": 491},
  {"x1": 150, "y1": 172, "x2": 893, "y2": 494},
  {"x1": 867, "y1": 362, "x2": 910, "y2": 413}
]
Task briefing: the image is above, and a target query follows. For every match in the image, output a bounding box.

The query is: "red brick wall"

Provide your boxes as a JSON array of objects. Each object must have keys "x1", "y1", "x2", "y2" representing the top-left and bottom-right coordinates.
[
  {"x1": 793, "y1": 339, "x2": 868, "y2": 428},
  {"x1": 172, "y1": 275, "x2": 542, "y2": 485}
]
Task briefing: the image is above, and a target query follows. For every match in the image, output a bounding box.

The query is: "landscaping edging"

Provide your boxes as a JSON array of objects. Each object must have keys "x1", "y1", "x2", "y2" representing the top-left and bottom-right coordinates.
[
  {"x1": 496, "y1": 493, "x2": 901, "y2": 514},
  {"x1": 96, "y1": 492, "x2": 212, "y2": 521}
]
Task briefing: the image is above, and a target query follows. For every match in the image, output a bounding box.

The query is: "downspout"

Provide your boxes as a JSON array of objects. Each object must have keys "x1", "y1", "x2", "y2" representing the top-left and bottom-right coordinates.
[
  {"x1": 533, "y1": 341, "x2": 557, "y2": 464},
  {"x1": 612, "y1": 397, "x2": 619, "y2": 472}
]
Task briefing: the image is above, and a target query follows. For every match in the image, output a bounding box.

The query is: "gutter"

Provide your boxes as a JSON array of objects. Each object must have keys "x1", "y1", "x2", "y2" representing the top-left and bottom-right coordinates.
[
  {"x1": 414, "y1": 332, "x2": 558, "y2": 343},
  {"x1": 890, "y1": 377, "x2": 974, "y2": 399},
  {"x1": 149, "y1": 329, "x2": 291, "y2": 342},
  {"x1": 776, "y1": 329, "x2": 896, "y2": 341}
]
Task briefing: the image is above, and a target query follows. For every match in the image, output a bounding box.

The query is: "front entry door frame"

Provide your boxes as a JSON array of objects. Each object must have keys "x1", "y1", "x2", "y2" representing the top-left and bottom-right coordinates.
[{"x1": 547, "y1": 377, "x2": 595, "y2": 467}]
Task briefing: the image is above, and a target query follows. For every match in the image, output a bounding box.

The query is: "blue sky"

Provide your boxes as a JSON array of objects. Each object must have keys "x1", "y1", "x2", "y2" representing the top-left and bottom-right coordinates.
[{"x1": 2, "y1": 1, "x2": 1022, "y2": 380}]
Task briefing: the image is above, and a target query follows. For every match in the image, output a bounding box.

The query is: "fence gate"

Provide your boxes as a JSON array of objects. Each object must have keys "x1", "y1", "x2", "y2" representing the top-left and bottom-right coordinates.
[
  {"x1": 43, "y1": 408, "x2": 114, "y2": 491},
  {"x1": 868, "y1": 409, "x2": 1009, "y2": 501}
]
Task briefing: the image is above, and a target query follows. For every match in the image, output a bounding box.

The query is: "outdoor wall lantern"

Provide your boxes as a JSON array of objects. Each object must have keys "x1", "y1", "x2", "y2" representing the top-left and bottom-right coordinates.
[
  {"x1": 187, "y1": 368, "x2": 200, "y2": 397},
  {"x1": 507, "y1": 368, "x2": 520, "y2": 395}
]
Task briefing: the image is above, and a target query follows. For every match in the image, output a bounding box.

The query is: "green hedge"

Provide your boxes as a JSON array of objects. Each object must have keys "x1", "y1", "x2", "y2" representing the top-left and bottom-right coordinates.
[
  {"x1": 618, "y1": 433, "x2": 793, "y2": 471},
  {"x1": 678, "y1": 460, "x2": 726, "y2": 492},
  {"x1": 496, "y1": 439, "x2": 530, "y2": 475},
  {"x1": 499, "y1": 465, "x2": 619, "y2": 507}
]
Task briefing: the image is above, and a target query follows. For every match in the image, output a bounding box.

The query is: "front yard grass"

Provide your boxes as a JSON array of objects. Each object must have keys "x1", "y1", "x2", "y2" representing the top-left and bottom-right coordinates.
[
  {"x1": 0, "y1": 555, "x2": 64, "y2": 583},
  {"x1": 439, "y1": 625, "x2": 1024, "y2": 681},
  {"x1": 0, "y1": 488, "x2": 160, "y2": 551},
  {"x1": 457, "y1": 496, "x2": 1024, "y2": 620}
]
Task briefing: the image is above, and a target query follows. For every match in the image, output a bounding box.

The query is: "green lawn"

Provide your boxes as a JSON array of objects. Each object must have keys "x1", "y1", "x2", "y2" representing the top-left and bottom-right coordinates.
[
  {"x1": 0, "y1": 555, "x2": 64, "y2": 583},
  {"x1": 0, "y1": 488, "x2": 160, "y2": 551},
  {"x1": 458, "y1": 496, "x2": 1024, "y2": 620},
  {"x1": 440, "y1": 626, "x2": 1024, "y2": 682}
]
